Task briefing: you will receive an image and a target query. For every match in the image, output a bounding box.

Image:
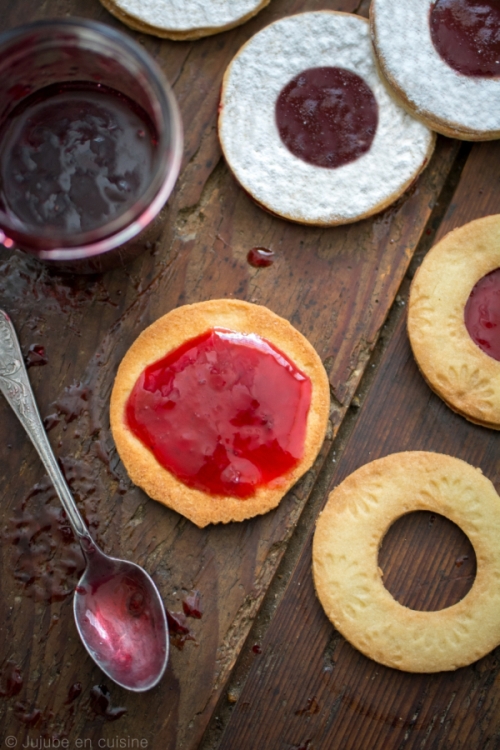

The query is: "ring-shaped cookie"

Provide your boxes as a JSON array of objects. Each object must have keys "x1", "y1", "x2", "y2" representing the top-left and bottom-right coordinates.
[
  {"x1": 219, "y1": 12, "x2": 434, "y2": 226},
  {"x1": 313, "y1": 452, "x2": 500, "y2": 672},
  {"x1": 99, "y1": 0, "x2": 270, "y2": 41},
  {"x1": 370, "y1": 0, "x2": 500, "y2": 140},
  {"x1": 110, "y1": 300, "x2": 330, "y2": 527},
  {"x1": 408, "y1": 215, "x2": 500, "y2": 428}
]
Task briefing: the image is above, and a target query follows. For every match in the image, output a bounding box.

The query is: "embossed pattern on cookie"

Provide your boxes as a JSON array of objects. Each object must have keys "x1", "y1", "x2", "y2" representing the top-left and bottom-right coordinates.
[
  {"x1": 408, "y1": 214, "x2": 500, "y2": 428},
  {"x1": 313, "y1": 452, "x2": 500, "y2": 672}
]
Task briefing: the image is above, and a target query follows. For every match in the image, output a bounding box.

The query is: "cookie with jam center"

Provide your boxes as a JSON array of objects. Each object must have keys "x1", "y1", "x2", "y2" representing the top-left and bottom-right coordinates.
[
  {"x1": 371, "y1": 0, "x2": 500, "y2": 140},
  {"x1": 408, "y1": 214, "x2": 500, "y2": 428},
  {"x1": 219, "y1": 11, "x2": 434, "y2": 226}
]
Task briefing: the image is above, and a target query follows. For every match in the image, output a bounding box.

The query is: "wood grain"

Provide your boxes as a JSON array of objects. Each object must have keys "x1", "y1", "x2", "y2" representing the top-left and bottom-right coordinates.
[
  {"x1": 0, "y1": 0, "x2": 470, "y2": 747},
  {"x1": 216, "y1": 141, "x2": 500, "y2": 750}
]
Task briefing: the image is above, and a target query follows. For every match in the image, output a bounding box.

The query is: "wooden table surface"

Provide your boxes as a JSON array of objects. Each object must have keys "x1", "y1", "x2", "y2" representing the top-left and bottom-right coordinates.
[{"x1": 0, "y1": 1, "x2": 499, "y2": 748}]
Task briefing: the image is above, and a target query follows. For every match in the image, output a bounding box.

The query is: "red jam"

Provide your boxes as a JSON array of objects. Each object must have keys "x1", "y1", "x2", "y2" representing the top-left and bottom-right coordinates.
[
  {"x1": 126, "y1": 328, "x2": 312, "y2": 498},
  {"x1": 247, "y1": 247, "x2": 275, "y2": 268},
  {"x1": 0, "y1": 81, "x2": 157, "y2": 235},
  {"x1": 464, "y1": 267, "x2": 500, "y2": 360},
  {"x1": 275, "y1": 67, "x2": 378, "y2": 169},
  {"x1": 430, "y1": 0, "x2": 500, "y2": 77},
  {"x1": 75, "y1": 569, "x2": 166, "y2": 691}
]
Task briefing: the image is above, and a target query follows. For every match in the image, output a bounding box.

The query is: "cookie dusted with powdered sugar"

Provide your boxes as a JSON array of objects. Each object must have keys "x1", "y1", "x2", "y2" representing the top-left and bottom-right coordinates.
[
  {"x1": 100, "y1": 0, "x2": 270, "y2": 40},
  {"x1": 313, "y1": 452, "x2": 500, "y2": 672},
  {"x1": 371, "y1": 0, "x2": 500, "y2": 140},
  {"x1": 219, "y1": 12, "x2": 434, "y2": 226}
]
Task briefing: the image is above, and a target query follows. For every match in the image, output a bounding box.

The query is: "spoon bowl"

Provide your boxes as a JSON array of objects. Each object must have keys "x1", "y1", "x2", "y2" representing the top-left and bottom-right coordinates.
[
  {"x1": 74, "y1": 543, "x2": 168, "y2": 691},
  {"x1": 0, "y1": 309, "x2": 169, "y2": 691}
]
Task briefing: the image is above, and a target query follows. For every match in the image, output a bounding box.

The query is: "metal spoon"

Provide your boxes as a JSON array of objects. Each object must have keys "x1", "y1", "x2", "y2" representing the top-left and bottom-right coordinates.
[{"x1": 0, "y1": 309, "x2": 169, "y2": 692}]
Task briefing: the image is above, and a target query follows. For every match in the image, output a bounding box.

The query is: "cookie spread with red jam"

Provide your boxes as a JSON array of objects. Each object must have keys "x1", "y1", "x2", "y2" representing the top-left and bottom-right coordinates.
[{"x1": 110, "y1": 300, "x2": 330, "y2": 527}]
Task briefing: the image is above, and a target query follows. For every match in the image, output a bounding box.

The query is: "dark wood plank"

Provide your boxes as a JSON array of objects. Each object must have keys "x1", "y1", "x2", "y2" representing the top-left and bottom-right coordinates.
[
  {"x1": 216, "y1": 141, "x2": 500, "y2": 750},
  {"x1": 0, "y1": 0, "x2": 464, "y2": 746}
]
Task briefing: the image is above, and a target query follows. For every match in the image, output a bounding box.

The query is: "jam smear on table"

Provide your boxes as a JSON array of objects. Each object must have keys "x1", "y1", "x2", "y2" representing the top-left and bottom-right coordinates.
[
  {"x1": 3, "y1": 457, "x2": 101, "y2": 603},
  {"x1": 26, "y1": 344, "x2": 47, "y2": 368},
  {"x1": 182, "y1": 589, "x2": 203, "y2": 619},
  {"x1": 75, "y1": 568, "x2": 166, "y2": 691},
  {"x1": 0, "y1": 660, "x2": 23, "y2": 698},
  {"x1": 430, "y1": 0, "x2": 500, "y2": 77},
  {"x1": 166, "y1": 610, "x2": 197, "y2": 650},
  {"x1": 126, "y1": 328, "x2": 312, "y2": 498},
  {"x1": 464, "y1": 267, "x2": 500, "y2": 360},
  {"x1": 0, "y1": 81, "x2": 158, "y2": 235},
  {"x1": 275, "y1": 67, "x2": 378, "y2": 169},
  {"x1": 247, "y1": 247, "x2": 275, "y2": 268},
  {"x1": 89, "y1": 685, "x2": 127, "y2": 722},
  {"x1": 65, "y1": 682, "x2": 83, "y2": 704}
]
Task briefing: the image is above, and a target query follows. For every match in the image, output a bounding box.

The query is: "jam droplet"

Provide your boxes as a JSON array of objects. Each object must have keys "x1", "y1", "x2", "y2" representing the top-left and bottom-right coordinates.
[
  {"x1": 89, "y1": 685, "x2": 127, "y2": 722},
  {"x1": 182, "y1": 589, "x2": 203, "y2": 619},
  {"x1": 0, "y1": 660, "x2": 23, "y2": 698},
  {"x1": 166, "y1": 610, "x2": 197, "y2": 650},
  {"x1": 430, "y1": 0, "x2": 500, "y2": 77},
  {"x1": 126, "y1": 328, "x2": 312, "y2": 498},
  {"x1": 26, "y1": 344, "x2": 48, "y2": 368},
  {"x1": 275, "y1": 67, "x2": 378, "y2": 169},
  {"x1": 247, "y1": 247, "x2": 275, "y2": 268},
  {"x1": 464, "y1": 268, "x2": 500, "y2": 360},
  {"x1": 65, "y1": 682, "x2": 83, "y2": 704}
]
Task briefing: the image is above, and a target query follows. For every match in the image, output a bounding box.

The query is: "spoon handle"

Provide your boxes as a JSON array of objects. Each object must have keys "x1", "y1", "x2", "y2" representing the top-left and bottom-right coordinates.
[{"x1": 0, "y1": 309, "x2": 91, "y2": 542}]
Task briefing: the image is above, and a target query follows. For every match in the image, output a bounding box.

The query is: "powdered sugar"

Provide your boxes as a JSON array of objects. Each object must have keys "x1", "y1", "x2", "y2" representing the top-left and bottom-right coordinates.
[
  {"x1": 110, "y1": 0, "x2": 267, "y2": 34},
  {"x1": 219, "y1": 12, "x2": 434, "y2": 226},
  {"x1": 371, "y1": 0, "x2": 500, "y2": 137}
]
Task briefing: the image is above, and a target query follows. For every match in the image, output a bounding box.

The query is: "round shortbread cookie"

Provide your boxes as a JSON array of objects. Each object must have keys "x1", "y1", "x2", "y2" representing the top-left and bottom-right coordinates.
[
  {"x1": 408, "y1": 215, "x2": 500, "y2": 428},
  {"x1": 370, "y1": 0, "x2": 500, "y2": 140},
  {"x1": 99, "y1": 0, "x2": 270, "y2": 41},
  {"x1": 110, "y1": 299, "x2": 330, "y2": 527},
  {"x1": 313, "y1": 452, "x2": 500, "y2": 672},
  {"x1": 218, "y1": 11, "x2": 435, "y2": 227}
]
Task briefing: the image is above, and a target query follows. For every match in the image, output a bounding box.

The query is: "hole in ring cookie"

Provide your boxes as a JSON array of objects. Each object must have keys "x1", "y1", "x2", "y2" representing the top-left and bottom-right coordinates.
[
  {"x1": 379, "y1": 511, "x2": 476, "y2": 611},
  {"x1": 313, "y1": 452, "x2": 500, "y2": 672}
]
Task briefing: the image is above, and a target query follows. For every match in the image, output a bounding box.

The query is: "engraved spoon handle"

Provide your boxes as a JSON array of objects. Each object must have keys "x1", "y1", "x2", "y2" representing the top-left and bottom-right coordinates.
[{"x1": 0, "y1": 309, "x2": 91, "y2": 541}]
